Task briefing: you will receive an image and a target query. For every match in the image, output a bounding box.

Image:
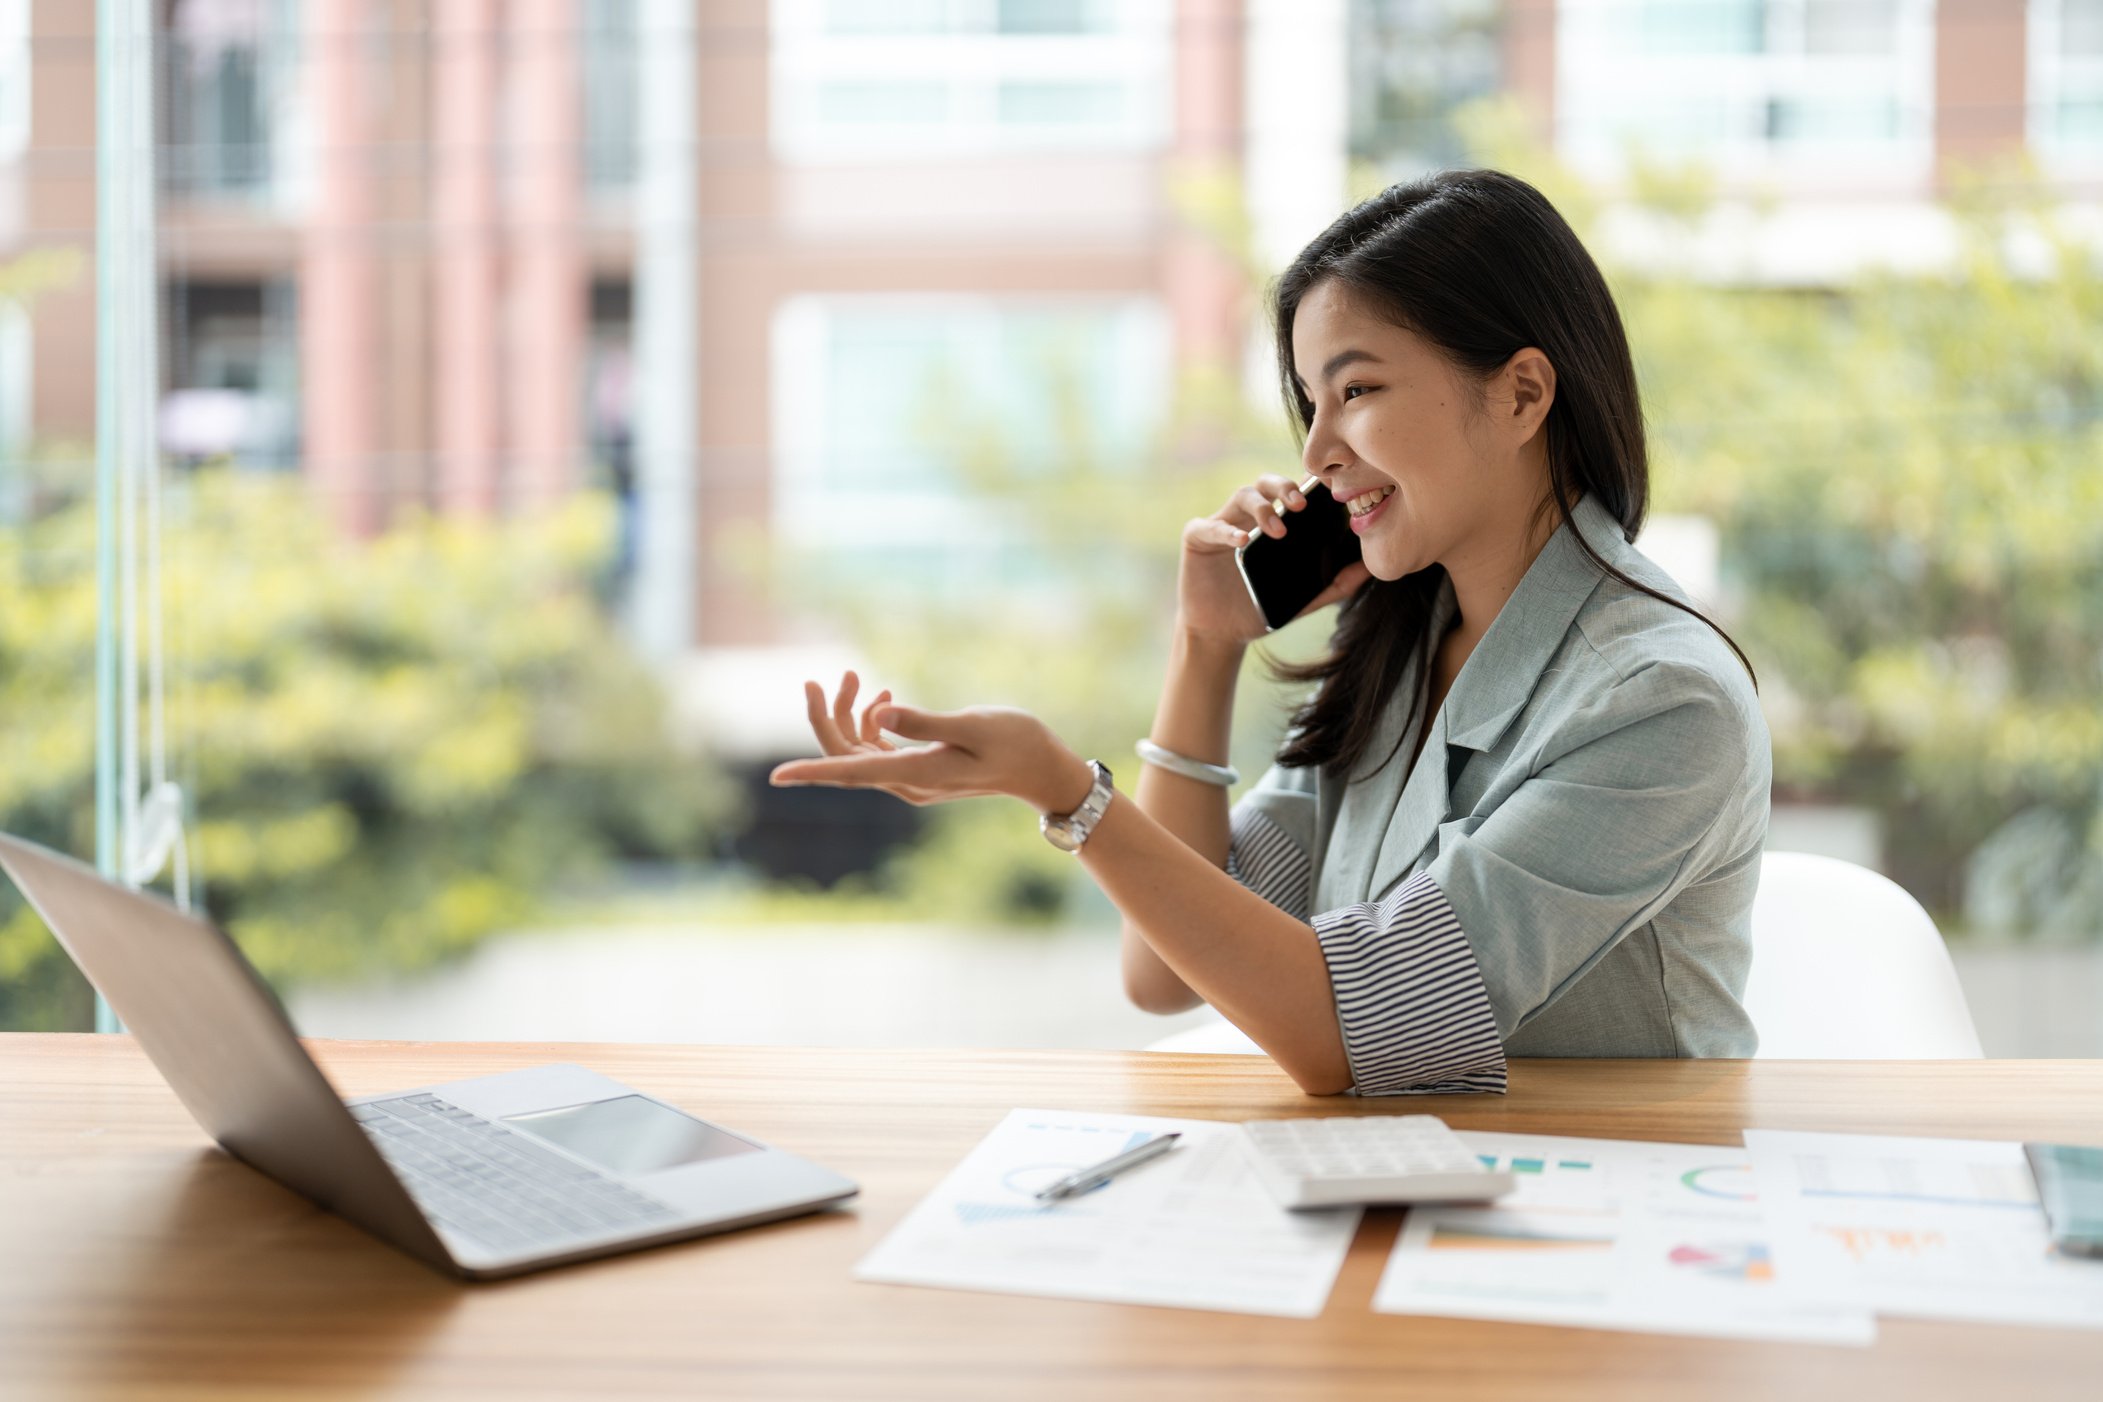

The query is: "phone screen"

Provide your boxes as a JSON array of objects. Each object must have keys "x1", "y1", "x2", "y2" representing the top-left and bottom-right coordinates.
[{"x1": 1234, "y1": 482, "x2": 1364, "y2": 631}]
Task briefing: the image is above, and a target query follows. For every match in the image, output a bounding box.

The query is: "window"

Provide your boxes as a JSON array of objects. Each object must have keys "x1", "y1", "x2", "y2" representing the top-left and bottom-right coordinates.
[
  {"x1": 0, "y1": 300, "x2": 27, "y2": 517},
  {"x1": 159, "y1": 0, "x2": 301, "y2": 203},
  {"x1": 770, "y1": 0, "x2": 1173, "y2": 161},
  {"x1": 0, "y1": 0, "x2": 27, "y2": 165},
  {"x1": 1556, "y1": 0, "x2": 1936, "y2": 185},
  {"x1": 1347, "y1": 0, "x2": 1504, "y2": 174},
  {"x1": 2031, "y1": 0, "x2": 2103, "y2": 166},
  {"x1": 583, "y1": 2, "x2": 640, "y2": 194},
  {"x1": 769, "y1": 294, "x2": 1167, "y2": 594},
  {"x1": 159, "y1": 279, "x2": 299, "y2": 469}
]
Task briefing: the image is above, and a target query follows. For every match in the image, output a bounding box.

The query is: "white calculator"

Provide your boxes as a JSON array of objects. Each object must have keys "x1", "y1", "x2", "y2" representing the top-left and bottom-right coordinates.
[{"x1": 1239, "y1": 1115, "x2": 1517, "y2": 1209}]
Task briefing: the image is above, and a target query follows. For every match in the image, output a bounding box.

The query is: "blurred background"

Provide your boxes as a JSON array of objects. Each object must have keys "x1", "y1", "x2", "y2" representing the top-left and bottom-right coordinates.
[{"x1": 2, "y1": 0, "x2": 2099, "y2": 1055}]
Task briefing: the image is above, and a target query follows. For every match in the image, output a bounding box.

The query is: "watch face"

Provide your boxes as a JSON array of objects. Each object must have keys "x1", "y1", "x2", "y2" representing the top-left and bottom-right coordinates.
[{"x1": 1040, "y1": 815, "x2": 1082, "y2": 852}]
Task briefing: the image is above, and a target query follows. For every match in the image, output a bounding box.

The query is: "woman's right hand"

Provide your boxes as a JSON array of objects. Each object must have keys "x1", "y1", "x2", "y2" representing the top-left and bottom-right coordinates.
[{"x1": 1176, "y1": 473, "x2": 1371, "y2": 646}]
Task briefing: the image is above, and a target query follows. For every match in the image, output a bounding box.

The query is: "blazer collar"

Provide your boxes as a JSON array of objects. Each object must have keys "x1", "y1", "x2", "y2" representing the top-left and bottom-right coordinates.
[{"x1": 1439, "y1": 493, "x2": 1625, "y2": 755}]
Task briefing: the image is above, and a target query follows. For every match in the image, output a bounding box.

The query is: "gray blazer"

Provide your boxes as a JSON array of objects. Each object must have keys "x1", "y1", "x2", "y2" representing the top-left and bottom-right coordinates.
[{"x1": 1233, "y1": 494, "x2": 1770, "y2": 1058}]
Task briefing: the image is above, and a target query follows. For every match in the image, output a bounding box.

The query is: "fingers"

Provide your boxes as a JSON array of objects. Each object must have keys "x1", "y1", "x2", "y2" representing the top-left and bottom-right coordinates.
[
  {"x1": 804, "y1": 679, "x2": 852, "y2": 755},
  {"x1": 1226, "y1": 474, "x2": 1308, "y2": 538},
  {"x1": 769, "y1": 744, "x2": 958, "y2": 792},
  {"x1": 1182, "y1": 516, "x2": 1254, "y2": 555},
  {"x1": 858, "y1": 689, "x2": 893, "y2": 747},
  {"x1": 874, "y1": 704, "x2": 972, "y2": 747},
  {"x1": 832, "y1": 669, "x2": 860, "y2": 743}
]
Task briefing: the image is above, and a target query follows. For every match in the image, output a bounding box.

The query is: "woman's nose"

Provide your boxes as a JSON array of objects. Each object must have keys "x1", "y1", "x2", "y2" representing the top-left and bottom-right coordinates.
[{"x1": 1301, "y1": 418, "x2": 1345, "y2": 481}]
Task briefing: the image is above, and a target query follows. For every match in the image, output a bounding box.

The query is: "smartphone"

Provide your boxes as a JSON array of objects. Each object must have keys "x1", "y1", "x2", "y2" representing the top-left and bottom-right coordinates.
[{"x1": 1233, "y1": 477, "x2": 1364, "y2": 632}]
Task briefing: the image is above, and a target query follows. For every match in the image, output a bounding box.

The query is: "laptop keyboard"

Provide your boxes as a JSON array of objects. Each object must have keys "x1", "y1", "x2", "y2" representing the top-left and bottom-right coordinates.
[{"x1": 350, "y1": 1092, "x2": 679, "y2": 1256}]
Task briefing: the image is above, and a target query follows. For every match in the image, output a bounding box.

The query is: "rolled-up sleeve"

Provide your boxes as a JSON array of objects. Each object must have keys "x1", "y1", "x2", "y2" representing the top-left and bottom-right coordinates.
[
  {"x1": 1313, "y1": 871, "x2": 1508, "y2": 1095},
  {"x1": 1224, "y1": 763, "x2": 1317, "y2": 922}
]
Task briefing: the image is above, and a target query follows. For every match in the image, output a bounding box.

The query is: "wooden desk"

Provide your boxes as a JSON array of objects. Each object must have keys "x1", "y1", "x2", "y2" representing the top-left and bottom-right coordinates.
[{"x1": 2, "y1": 1034, "x2": 2098, "y2": 1400}]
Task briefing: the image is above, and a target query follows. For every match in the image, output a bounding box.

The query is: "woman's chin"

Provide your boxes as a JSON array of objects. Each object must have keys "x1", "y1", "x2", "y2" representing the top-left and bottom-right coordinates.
[{"x1": 1361, "y1": 542, "x2": 1426, "y2": 583}]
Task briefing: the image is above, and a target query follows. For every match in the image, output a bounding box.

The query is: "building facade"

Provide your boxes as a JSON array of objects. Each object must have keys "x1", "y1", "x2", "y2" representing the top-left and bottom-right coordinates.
[{"x1": 1, "y1": 0, "x2": 2094, "y2": 690}]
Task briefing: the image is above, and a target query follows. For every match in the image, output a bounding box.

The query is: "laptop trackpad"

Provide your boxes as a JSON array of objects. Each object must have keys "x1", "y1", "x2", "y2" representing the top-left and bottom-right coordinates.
[{"x1": 504, "y1": 1095, "x2": 761, "y2": 1176}]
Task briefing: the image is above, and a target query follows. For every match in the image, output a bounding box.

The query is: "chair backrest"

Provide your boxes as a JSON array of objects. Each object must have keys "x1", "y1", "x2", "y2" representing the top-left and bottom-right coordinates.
[{"x1": 1743, "y1": 850, "x2": 1984, "y2": 1059}]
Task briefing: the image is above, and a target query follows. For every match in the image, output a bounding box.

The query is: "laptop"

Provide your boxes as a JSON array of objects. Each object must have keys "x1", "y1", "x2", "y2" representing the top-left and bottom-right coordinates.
[{"x1": 0, "y1": 831, "x2": 858, "y2": 1280}]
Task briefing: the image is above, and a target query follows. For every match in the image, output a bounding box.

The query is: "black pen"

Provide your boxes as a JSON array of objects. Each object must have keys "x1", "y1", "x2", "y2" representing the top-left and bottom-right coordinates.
[{"x1": 1033, "y1": 1133, "x2": 1183, "y2": 1202}]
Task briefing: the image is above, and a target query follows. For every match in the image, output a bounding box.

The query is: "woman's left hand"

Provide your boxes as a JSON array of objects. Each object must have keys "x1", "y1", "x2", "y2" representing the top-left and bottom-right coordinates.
[{"x1": 771, "y1": 675, "x2": 1095, "y2": 815}]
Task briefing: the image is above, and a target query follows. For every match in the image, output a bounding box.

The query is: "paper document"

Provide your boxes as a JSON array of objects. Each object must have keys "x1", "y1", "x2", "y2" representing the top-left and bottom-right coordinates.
[
  {"x1": 1744, "y1": 1129, "x2": 2103, "y2": 1331},
  {"x1": 855, "y1": 1109, "x2": 1361, "y2": 1318},
  {"x1": 1373, "y1": 1131, "x2": 1874, "y2": 1344}
]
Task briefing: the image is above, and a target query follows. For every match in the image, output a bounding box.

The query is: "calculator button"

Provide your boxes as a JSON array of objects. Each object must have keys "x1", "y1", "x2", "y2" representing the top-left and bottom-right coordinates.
[{"x1": 1237, "y1": 1115, "x2": 1517, "y2": 1209}]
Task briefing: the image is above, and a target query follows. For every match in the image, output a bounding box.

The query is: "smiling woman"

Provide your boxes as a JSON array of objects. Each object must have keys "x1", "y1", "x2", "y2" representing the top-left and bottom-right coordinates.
[{"x1": 771, "y1": 169, "x2": 1770, "y2": 1097}]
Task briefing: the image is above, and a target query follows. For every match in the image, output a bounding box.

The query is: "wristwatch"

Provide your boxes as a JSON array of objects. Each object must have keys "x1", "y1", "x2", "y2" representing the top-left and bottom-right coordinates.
[{"x1": 1040, "y1": 760, "x2": 1115, "y2": 854}]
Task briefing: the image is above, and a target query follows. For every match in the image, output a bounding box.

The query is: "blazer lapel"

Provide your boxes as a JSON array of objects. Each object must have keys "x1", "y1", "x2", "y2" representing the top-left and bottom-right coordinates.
[{"x1": 1367, "y1": 706, "x2": 1451, "y2": 900}]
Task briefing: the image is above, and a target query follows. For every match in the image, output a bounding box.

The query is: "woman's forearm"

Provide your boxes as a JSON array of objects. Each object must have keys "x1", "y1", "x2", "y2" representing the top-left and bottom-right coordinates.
[
  {"x1": 1120, "y1": 627, "x2": 1246, "y2": 1012},
  {"x1": 1085, "y1": 793, "x2": 1351, "y2": 1094}
]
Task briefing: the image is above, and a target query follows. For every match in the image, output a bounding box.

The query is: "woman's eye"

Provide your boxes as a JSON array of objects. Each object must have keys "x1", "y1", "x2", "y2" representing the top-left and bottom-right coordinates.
[{"x1": 1343, "y1": 384, "x2": 1373, "y2": 401}]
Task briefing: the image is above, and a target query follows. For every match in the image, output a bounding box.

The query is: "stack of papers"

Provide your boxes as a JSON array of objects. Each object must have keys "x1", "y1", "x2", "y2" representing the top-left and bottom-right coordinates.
[{"x1": 857, "y1": 1113, "x2": 2103, "y2": 1339}]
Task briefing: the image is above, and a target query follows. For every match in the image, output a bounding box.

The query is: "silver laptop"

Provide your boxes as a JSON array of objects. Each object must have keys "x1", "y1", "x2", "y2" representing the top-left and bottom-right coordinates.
[{"x1": 0, "y1": 831, "x2": 857, "y2": 1280}]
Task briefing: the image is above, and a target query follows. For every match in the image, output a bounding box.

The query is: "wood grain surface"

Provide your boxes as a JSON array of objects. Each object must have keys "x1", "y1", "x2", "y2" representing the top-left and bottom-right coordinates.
[{"x1": 2, "y1": 1033, "x2": 2099, "y2": 1400}]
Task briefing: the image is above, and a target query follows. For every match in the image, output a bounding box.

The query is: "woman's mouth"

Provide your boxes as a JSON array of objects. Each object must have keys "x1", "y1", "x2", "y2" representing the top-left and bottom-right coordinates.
[{"x1": 1341, "y1": 484, "x2": 1395, "y2": 534}]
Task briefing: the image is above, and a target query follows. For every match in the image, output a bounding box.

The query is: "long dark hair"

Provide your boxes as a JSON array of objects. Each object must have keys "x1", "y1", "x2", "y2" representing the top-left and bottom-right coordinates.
[{"x1": 1270, "y1": 168, "x2": 1753, "y2": 777}]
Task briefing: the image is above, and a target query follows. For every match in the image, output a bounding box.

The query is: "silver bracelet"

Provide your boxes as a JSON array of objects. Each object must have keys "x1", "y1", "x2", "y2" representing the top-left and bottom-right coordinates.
[{"x1": 1136, "y1": 738, "x2": 1240, "y2": 787}]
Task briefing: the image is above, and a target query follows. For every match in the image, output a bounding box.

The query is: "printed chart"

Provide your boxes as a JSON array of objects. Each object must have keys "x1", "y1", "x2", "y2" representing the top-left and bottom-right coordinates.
[
  {"x1": 1374, "y1": 1131, "x2": 1874, "y2": 1344},
  {"x1": 1745, "y1": 1129, "x2": 2103, "y2": 1331}
]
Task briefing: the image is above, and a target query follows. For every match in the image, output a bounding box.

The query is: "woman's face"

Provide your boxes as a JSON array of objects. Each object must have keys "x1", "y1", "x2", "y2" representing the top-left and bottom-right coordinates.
[{"x1": 1290, "y1": 278, "x2": 1551, "y2": 584}]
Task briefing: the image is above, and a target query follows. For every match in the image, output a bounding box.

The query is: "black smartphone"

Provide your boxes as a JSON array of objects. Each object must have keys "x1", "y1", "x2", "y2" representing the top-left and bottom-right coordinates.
[{"x1": 1233, "y1": 477, "x2": 1363, "y2": 631}]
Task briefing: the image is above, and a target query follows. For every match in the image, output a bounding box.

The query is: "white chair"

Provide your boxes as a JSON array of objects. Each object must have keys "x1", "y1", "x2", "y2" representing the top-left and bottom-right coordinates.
[
  {"x1": 1743, "y1": 850, "x2": 1983, "y2": 1059},
  {"x1": 1148, "y1": 1015, "x2": 1264, "y2": 1055},
  {"x1": 1149, "y1": 850, "x2": 1985, "y2": 1060}
]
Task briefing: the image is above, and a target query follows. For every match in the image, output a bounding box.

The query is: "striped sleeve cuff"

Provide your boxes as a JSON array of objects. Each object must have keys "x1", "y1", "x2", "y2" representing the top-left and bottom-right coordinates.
[
  {"x1": 1225, "y1": 806, "x2": 1312, "y2": 922},
  {"x1": 1313, "y1": 870, "x2": 1508, "y2": 1097}
]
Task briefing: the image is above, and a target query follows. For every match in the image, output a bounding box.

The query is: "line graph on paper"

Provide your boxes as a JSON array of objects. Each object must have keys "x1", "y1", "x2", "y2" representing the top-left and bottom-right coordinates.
[{"x1": 1794, "y1": 1151, "x2": 2037, "y2": 1211}]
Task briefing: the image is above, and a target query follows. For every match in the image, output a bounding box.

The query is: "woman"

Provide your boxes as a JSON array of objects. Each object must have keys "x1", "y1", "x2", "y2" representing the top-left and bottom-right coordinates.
[{"x1": 772, "y1": 169, "x2": 1769, "y2": 1096}]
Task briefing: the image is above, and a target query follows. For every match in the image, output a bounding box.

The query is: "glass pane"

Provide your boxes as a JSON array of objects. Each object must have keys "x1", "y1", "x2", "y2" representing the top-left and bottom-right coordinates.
[
  {"x1": 823, "y1": 0, "x2": 952, "y2": 34},
  {"x1": 1803, "y1": 0, "x2": 1898, "y2": 55},
  {"x1": 1628, "y1": 0, "x2": 1766, "y2": 54},
  {"x1": 2058, "y1": 96, "x2": 2103, "y2": 144},
  {"x1": 2, "y1": 0, "x2": 2084, "y2": 1064},
  {"x1": 818, "y1": 80, "x2": 951, "y2": 124},
  {"x1": 997, "y1": 80, "x2": 1126, "y2": 125},
  {"x1": 2064, "y1": 0, "x2": 2103, "y2": 56},
  {"x1": 998, "y1": 0, "x2": 1092, "y2": 33}
]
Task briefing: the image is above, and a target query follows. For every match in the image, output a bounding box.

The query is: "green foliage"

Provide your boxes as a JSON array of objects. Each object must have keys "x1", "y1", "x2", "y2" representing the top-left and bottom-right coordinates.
[{"x1": 0, "y1": 472, "x2": 735, "y2": 1028}]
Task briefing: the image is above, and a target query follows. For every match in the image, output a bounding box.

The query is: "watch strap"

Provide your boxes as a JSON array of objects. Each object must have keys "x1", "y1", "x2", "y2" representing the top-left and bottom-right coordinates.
[{"x1": 1040, "y1": 760, "x2": 1114, "y2": 853}]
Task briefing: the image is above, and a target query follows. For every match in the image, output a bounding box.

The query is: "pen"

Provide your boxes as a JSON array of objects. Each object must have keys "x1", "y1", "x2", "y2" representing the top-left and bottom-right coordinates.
[{"x1": 1033, "y1": 1132, "x2": 1183, "y2": 1202}]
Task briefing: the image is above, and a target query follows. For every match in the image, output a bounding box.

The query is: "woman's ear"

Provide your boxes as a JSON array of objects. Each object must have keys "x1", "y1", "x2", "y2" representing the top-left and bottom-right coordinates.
[{"x1": 1502, "y1": 347, "x2": 1556, "y2": 442}]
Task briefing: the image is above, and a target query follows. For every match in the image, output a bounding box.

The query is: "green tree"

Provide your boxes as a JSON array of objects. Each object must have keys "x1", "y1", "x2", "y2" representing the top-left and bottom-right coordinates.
[{"x1": 0, "y1": 472, "x2": 735, "y2": 1029}]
